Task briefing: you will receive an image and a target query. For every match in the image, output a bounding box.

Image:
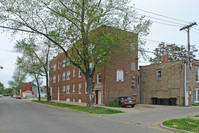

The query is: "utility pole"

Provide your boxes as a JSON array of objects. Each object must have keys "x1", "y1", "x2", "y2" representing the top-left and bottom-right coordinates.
[{"x1": 180, "y1": 22, "x2": 197, "y2": 107}]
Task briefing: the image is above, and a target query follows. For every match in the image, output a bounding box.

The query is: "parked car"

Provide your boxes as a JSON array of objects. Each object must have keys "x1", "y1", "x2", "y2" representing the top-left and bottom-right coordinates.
[
  {"x1": 0, "y1": 94, "x2": 3, "y2": 98},
  {"x1": 12, "y1": 95, "x2": 17, "y2": 98},
  {"x1": 16, "y1": 95, "x2": 21, "y2": 99},
  {"x1": 115, "y1": 96, "x2": 136, "y2": 108}
]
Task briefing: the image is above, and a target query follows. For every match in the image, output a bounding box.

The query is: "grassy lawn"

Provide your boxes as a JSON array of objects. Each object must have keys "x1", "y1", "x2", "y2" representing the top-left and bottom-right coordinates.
[
  {"x1": 163, "y1": 118, "x2": 199, "y2": 132},
  {"x1": 193, "y1": 103, "x2": 199, "y2": 106},
  {"x1": 32, "y1": 100, "x2": 124, "y2": 114},
  {"x1": 195, "y1": 115, "x2": 199, "y2": 117}
]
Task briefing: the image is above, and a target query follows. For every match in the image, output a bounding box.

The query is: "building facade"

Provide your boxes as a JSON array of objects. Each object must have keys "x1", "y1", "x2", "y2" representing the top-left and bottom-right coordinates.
[
  {"x1": 139, "y1": 59, "x2": 199, "y2": 106},
  {"x1": 49, "y1": 26, "x2": 138, "y2": 105}
]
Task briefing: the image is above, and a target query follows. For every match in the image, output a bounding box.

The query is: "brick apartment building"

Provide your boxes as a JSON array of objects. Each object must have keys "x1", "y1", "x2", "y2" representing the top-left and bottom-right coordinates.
[
  {"x1": 49, "y1": 26, "x2": 138, "y2": 105},
  {"x1": 139, "y1": 58, "x2": 199, "y2": 106}
]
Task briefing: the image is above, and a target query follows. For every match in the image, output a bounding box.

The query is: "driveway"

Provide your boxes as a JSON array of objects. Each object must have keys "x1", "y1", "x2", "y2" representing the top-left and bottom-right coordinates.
[{"x1": 103, "y1": 104, "x2": 199, "y2": 132}]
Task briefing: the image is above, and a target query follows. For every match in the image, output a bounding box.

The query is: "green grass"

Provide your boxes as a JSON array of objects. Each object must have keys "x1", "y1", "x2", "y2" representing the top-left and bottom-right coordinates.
[
  {"x1": 163, "y1": 118, "x2": 199, "y2": 132},
  {"x1": 195, "y1": 115, "x2": 199, "y2": 117},
  {"x1": 193, "y1": 103, "x2": 199, "y2": 106},
  {"x1": 37, "y1": 97, "x2": 47, "y2": 100},
  {"x1": 32, "y1": 100, "x2": 124, "y2": 114}
]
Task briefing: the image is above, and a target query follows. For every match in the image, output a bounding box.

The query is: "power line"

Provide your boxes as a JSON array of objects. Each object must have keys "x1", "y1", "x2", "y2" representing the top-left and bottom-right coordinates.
[
  {"x1": 138, "y1": 13, "x2": 186, "y2": 26},
  {"x1": 134, "y1": 7, "x2": 191, "y2": 24}
]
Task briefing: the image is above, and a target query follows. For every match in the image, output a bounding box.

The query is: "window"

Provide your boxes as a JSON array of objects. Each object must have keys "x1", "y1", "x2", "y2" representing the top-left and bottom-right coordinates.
[
  {"x1": 62, "y1": 85, "x2": 66, "y2": 92},
  {"x1": 66, "y1": 84, "x2": 70, "y2": 94},
  {"x1": 194, "y1": 88, "x2": 199, "y2": 103},
  {"x1": 58, "y1": 74, "x2": 61, "y2": 82},
  {"x1": 79, "y1": 83, "x2": 82, "y2": 94},
  {"x1": 131, "y1": 80, "x2": 136, "y2": 89},
  {"x1": 67, "y1": 58, "x2": 70, "y2": 66},
  {"x1": 62, "y1": 72, "x2": 66, "y2": 81},
  {"x1": 53, "y1": 75, "x2": 56, "y2": 83},
  {"x1": 85, "y1": 82, "x2": 87, "y2": 93},
  {"x1": 156, "y1": 70, "x2": 162, "y2": 80},
  {"x1": 97, "y1": 73, "x2": 102, "y2": 84},
  {"x1": 78, "y1": 69, "x2": 82, "y2": 77},
  {"x1": 196, "y1": 68, "x2": 199, "y2": 82},
  {"x1": 73, "y1": 84, "x2": 75, "y2": 92},
  {"x1": 53, "y1": 64, "x2": 56, "y2": 72},
  {"x1": 67, "y1": 70, "x2": 70, "y2": 80},
  {"x1": 63, "y1": 59, "x2": 66, "y2": 67},
  {"x1": 73, "y1": 70, "x2": 75, "y2": 77},
  {"x1": 58, "y1": 62, "x2": 61, "y2": 69}
]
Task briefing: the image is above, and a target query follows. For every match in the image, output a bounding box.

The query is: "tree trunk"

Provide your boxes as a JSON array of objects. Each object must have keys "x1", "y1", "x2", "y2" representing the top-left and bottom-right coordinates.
[{"x1": 86, "y1": 74, "x2": 95, "y2": 107}]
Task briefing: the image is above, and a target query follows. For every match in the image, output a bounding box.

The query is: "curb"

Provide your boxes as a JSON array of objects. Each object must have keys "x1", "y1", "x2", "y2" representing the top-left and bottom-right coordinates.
[{"x1": 160, "y1": 122, "x2": 194, "y2": 133}]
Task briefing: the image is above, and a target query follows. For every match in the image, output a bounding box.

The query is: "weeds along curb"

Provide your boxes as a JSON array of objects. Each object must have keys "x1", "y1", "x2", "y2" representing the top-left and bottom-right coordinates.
[{"x1": 160, "y1": 122, "x2": 194, "y2": 133}]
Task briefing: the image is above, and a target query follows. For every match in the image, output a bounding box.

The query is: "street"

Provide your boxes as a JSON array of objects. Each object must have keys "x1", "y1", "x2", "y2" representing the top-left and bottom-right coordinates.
[{"x1": 0, "y1": 97, "x2": 198, "y2": 133}]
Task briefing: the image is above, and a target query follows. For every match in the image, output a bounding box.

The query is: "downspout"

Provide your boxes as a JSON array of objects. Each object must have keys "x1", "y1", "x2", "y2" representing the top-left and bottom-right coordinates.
[
  {"x1": 184, "y1": 62, "x2": 188, "y2": 106},
  {"x1": 138, "y1": 70, "x2": 140, "y2": 104}
]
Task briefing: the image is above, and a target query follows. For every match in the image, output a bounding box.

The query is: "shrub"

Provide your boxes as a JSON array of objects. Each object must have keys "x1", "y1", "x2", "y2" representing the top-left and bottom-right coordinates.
[{"x1": 107, "y1": 101, "x2": 120, "y2": 107}]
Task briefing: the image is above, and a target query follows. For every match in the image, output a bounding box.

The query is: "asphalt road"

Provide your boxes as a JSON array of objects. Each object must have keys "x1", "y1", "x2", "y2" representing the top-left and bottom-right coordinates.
[{"x1": 0, "y1": 97, "x2": 198, "y2": 133}]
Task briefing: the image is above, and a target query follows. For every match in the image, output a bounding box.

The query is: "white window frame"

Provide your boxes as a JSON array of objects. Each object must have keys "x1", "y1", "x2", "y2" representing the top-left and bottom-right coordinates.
[
  {"x1": 78, "y1": 69, "x2": 82, "y2": 78},
  {"x1": 196, "y1": 68, "x2": 199, "y2": 82},
  {"x1": 58, "y1": 74, "x2": 61, "y2": 82},
  {"x1": 58, "y1": 62, "x2": 61, "y2": 69},
  {"x1": 67, "y1": 58, "x2": 70, "y2": 66},
  {"x1": 66, "y1": 84, "x2": 70, "y2": 94},
  {"x1": 156, "y1": 70, "x2": 162, "y2": 80},
  {"x1": 79, "y1": 83, "x2": 82, "y2": 94},
  {"x1": 73, "y1": 84, "x2": 75, "y2": 93},
  {"x1": 63, "y1": 59, "x2": 66, "y2": 67},
  {"x1": 67, "y1": 70, "x2": 70, "y2": 80},
  {"x1": 53, "y1": 75, "x2": 56, "y2": 83},
  {"x1": 194, "y1": 88, "x2": 199, "y2": 103},
  {"x1": 53, "y1": 64, "x2": 56, "y2": 72},
  {"x1": 97, "y1": 73, "x2": 102, "y2": 84},
  {"x1": 73, "y1": 70, "x2": 75, "y2": 77},
  {"x1": 62, "y1": 85, "x2": 66, "y2": 92},
  {"x1": 62, "y1": 72, "x2": 66, "y2": 81}
]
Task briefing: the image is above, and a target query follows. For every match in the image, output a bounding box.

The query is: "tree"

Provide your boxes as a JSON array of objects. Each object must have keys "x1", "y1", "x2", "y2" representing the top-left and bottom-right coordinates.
[
  {"x1": 149, "y1": 42, "x2": 198, "y2": 64},
  {"x1": 0, "y1": 0, "x2": 151, "y2": 106},
  {"x1": 0, "y1": 82, "x2": 4, "y2": 90},
  {"x1": 15, "y1": 38, "x2": 52, "y2": 101},
  {"x1": 8, "y1": 69, "x2": 27, "y2": 94}
]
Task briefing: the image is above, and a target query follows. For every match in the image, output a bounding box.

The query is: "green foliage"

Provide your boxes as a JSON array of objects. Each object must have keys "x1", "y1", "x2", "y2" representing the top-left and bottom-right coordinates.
[
  {"x1": 3, "y1": 88, "x2": 14, "y2": 96},
  {"x1": 33, "y1": 100, "x2": 124, "y2": 114},
  {"x1": 150, "y1": 42, "x2": 198, "y2": 64},
  {"x1": 0, "y1": 89, "x2": 4, "y2": 94},
  {"x1": 107, "y1": 101, "x2": 120, "y2": 107},
  {"x1": 0, "y1": 82, "x2": 4, "y2": 90},
  {"x1": 163, "y1": 118, "x2": 199, "y2": 132}
]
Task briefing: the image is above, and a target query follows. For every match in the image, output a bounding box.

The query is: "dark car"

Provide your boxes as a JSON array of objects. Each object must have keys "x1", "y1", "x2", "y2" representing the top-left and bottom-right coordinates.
[{"x1": 115, "y1": 96, "x2": 136, "y2": 108}]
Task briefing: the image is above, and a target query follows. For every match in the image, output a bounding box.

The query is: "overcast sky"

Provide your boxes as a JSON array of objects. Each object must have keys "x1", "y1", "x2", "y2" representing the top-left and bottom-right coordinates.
[{"x1": 0, "y1": 0, "x2": 199, "y2": 88}]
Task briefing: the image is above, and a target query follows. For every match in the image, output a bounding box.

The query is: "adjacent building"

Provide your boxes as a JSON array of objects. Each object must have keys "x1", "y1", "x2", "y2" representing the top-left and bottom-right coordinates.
[
  {"x1": 139, "y1": 57, "x2": 199, "y2": 106},
  {"x1": 49, "y1": 26, "x2": 138, "y2": 105}
]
